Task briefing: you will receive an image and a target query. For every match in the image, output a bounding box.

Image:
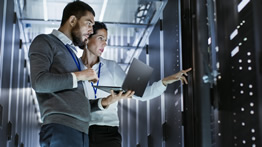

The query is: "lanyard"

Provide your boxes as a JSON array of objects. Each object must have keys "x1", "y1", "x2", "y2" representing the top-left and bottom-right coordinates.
[
  {"x1": 91, "y1": 62, "x2": 102, "y2": 98},
  {"x1": 65, "y1": 44, "x2": 81, "y2": 71}
]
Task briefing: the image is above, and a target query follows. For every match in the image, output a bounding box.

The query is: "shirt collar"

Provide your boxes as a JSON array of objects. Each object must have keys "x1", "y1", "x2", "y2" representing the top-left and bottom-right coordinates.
[
  {"x1": 51, "y1": 29, "x2": 73, "y2": 46},
  {"x1": 99, "y1": 57, "x2": 106, "y2": 66},
  {"x1": 90, "y1": 57, "x2": 105, "y2": 70},
  {"x1": 79, "y1": 57, "x2": 107, "y2": 72},
  {"x1": 52, "y1": 29, "x2": 78, "y2": 53}
]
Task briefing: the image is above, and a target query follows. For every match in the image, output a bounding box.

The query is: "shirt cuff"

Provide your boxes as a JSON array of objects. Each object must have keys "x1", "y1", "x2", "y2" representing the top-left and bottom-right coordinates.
[
  {"x1": 158, "y1": 80, "x2": 168, "y2": 90},
  {"x1": 98, "y1": 98, "x2": 108, "y2": 110},
  {"x1": 71, "y1": 73, "x2": 78, "y2": 88}
]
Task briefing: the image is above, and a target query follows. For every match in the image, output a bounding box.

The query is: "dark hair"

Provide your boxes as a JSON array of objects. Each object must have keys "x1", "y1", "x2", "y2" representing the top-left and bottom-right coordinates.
[
  {"x1": 89, "y1": 21, "x2": 108, "y2": 38},
  {"x1": 60, "y1": 1, "x2": 95, "y2": 26}
]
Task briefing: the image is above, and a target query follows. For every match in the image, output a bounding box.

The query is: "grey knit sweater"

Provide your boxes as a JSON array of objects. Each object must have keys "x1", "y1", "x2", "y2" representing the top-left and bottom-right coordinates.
[{"x1": 29, "y1": 34, "x2": 98, "y2": 133}]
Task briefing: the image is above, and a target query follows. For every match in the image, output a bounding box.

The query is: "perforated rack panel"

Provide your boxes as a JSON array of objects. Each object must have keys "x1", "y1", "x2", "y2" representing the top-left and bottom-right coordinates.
[{"x1": 215, "y1": 0, "x2": 261, "y2": 146}]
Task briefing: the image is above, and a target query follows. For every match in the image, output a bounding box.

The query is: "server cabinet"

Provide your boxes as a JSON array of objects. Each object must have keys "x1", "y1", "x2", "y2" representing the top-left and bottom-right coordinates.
[
  {"x1": 120, "y1": 0, "x2": 185, "y2": 147},
  {"x1": 0, "y1": 0, "x2": 40, "y2": 146},
  {"x1": 181, "y1": 0, "x2": 262, "y2": 146},
  {"x1": 214, "y1": 0, "x2": 262, "y2": 146}
]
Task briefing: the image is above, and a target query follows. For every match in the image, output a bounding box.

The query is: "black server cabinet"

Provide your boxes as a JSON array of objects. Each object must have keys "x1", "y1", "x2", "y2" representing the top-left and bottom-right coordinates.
[{"x1": 181, "y1": 0, "x2": 262, "y2": 146}]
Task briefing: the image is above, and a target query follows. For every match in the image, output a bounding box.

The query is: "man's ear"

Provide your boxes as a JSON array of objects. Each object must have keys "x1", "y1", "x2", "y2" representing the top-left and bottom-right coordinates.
[{"x1": 68, "y1": 15, "x2": 77, "y2": 27}]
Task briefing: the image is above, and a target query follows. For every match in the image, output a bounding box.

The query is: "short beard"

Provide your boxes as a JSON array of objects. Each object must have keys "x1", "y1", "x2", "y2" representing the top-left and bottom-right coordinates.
[
  {"x1": 71, "y1": 23, "x2": 86, "y2": 47},
  {"x1": 78, "y1": 44, "x2": 86, "y2": 49}
]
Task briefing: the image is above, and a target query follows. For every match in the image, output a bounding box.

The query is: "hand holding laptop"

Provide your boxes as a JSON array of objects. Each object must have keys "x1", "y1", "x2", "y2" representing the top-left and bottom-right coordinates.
[
  {"x1": 101, "y1": 90, "x2": 135, "y2": 108},
  {"x1": 94, "y1": 58, "x2": 153, "y2": 97}
]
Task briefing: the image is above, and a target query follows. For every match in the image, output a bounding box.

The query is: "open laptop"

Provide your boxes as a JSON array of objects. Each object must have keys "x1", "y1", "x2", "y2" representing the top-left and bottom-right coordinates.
[{"x1": 94, "y1": 58, "x2": 153, "y2": 97}]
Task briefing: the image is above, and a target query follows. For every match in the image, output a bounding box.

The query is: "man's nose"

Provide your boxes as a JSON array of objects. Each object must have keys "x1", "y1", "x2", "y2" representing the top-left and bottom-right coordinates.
[{"x1": 89, "y1": 28, "x2": 93, "y2": 35}]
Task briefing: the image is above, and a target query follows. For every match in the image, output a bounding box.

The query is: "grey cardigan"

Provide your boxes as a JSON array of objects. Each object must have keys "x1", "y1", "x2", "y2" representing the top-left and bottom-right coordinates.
[{"x1": 29, "y1": 34, "x2": 99, "y2": 133}]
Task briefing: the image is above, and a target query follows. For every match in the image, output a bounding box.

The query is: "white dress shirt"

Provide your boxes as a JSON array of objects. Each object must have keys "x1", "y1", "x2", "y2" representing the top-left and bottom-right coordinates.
[{"x1": 81, "y1": 57, "x2": 167, "y2": 127}]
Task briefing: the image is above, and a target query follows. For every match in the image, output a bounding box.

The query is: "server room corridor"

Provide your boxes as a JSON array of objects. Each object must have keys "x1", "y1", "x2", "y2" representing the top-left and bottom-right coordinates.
[{"x1": 0, "y1": 0, "x2": 262, "y2": 147}]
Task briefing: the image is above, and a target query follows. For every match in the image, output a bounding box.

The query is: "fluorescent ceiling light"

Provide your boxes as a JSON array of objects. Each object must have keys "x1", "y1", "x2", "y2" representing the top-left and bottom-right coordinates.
[
  {"x1": 99, "y1": 0, "x2": 108, "y2": 21},
  {"x1": 43, "y1": 0, "x2": 48, "y2": 21}
]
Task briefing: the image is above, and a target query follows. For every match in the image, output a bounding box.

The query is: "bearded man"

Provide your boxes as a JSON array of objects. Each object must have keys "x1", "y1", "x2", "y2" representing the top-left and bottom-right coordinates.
[{"x1": 29, "y1": 1, "x2": 126, "y2": 147}]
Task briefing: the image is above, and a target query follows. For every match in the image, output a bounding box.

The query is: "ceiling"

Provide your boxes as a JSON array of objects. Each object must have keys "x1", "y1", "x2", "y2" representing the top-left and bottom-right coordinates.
[
  {"x1": 17, "y1": 0, "x2": 167, "y2": 69},
  {"x1": 22, "y1": 0, "x2": 139, "y2": 22}
]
